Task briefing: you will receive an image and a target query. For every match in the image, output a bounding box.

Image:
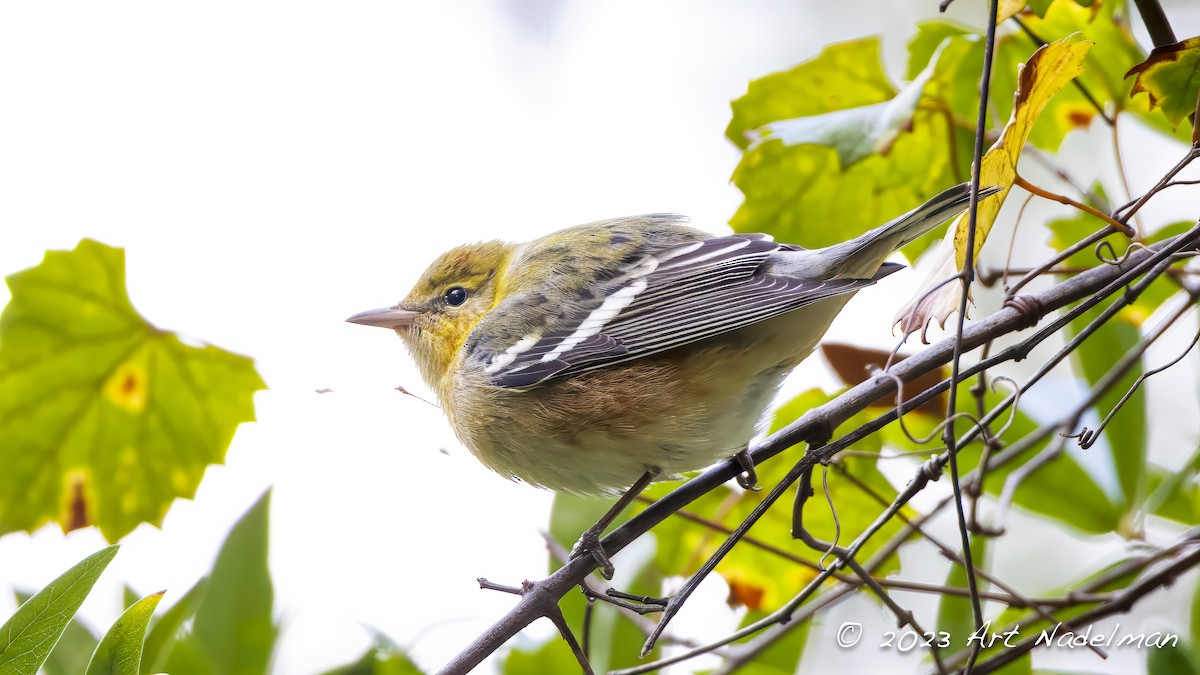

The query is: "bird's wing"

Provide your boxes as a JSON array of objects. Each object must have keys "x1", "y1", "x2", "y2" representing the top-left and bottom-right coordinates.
[{"x1": 473, "y1": 233, "x2": 886, "y2": 388}]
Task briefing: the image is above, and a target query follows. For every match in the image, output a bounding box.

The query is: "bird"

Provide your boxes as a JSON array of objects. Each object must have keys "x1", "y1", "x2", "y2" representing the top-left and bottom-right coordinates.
[{"x1": 348, "y1": 183, "x2": 996, "y2": 574}]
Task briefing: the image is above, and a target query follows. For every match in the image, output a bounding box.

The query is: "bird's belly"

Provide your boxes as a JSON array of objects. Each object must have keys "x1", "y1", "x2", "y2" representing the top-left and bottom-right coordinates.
[
  {"x1": 445, "y1": 296, "x2": 859, "y2": 495},
  {"x1": 448, "y1": 342, "x2": 792, "y2": 495}
]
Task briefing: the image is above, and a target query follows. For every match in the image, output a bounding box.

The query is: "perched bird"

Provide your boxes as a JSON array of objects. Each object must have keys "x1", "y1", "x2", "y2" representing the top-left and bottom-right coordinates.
[{"x1": 349, "y1": 184, "x2": 996, "y2": 497}]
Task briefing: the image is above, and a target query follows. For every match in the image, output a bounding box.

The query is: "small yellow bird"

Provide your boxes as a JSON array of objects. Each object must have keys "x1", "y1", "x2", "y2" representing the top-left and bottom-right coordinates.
[{"x1": 349, "y1": 184, "x2": 996, "y2": 501}]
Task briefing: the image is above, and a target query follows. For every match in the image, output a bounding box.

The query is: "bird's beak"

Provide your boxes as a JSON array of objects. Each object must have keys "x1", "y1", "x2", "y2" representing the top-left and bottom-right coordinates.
[{"x1": 346, "y1": 306, "x2": 421, "y2": 330}]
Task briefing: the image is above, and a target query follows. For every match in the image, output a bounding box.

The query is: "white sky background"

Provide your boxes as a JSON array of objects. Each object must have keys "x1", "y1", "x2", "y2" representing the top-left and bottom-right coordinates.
[{"x1": 1, "y1": 1, "x2": 1199, "y2": 673}]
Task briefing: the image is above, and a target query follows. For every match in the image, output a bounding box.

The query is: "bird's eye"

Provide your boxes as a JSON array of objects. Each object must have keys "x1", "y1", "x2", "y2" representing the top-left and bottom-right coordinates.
[{"x1": 443, "y1": 286, "x2": 468, "y2": 306}]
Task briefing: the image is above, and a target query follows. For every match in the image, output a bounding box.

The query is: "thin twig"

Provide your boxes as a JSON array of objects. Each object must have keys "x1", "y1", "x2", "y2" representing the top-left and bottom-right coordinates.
[
  {"x1": 971, "y1": 543, "x2": 1200, "y2": 674},
  {"x1": 1013, "y1": 173, "x2": 1136, "y2": 236},
  {"x1": 943, "y1": 0, "x2": 1000, "y2": 666},
  {"x1": 1131, "y1": 0, "x2": 1178, "y2": 47}
]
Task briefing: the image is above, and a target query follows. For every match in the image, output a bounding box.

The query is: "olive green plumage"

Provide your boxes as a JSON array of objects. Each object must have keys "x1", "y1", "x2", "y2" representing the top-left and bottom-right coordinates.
[{"x1": 349, "y1": 183, "x2": 996, "y2": 494}]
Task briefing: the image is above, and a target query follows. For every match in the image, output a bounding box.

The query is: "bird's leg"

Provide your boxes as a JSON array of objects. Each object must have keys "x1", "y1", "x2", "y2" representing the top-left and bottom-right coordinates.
[
  {"x1": 733, "y1": 448, "x2": 759, "y2": 490},
  {"x1": 571, "y1": 470, "x2": 658, "y2": 580}
]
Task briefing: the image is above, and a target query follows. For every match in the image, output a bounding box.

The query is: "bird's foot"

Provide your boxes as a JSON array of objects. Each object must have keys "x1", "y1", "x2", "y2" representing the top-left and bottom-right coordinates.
[{"x1": 734, "y1": 448, "x2": 760, "y2": 490}]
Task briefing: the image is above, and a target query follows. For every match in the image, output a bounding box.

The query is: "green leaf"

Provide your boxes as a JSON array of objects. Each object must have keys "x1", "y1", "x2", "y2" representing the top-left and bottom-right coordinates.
[
  {"x1": 320, "y1": 633, "x2": 424, "y2": 675},
  {"x1": 639, "y1": 389, "x2": 903, "y2": 615},
  {"x1": 734, "y1": 612, "x2": 811, "y2": 675},
  {"x1": 1147, "y1": 637, "x2": 1199, "y2": 675},
  {"x1": 502, "y1": 638, "x2": 578, "y2": 675},
  {"x1": 729, "y1": 38, "x2": 960, "y2": 257},
  {"x1": 1192, "y1": 568, "x2": 1200, "y2": 667},
  {"x1": 999, "y1": 655, "x2": 1033, "y2": 675},
  {"x1": 11, "y1": 590, "x2": 98, "y2": 675},
  {"x1": 141, "y1": 577, "x2": 208, "y2": 673},
  {"x1": 85, "y1": 591, "x2": 164, "y2": 675},
  {"x1": 121, "y1": 586, "x2": 139, "y2": 611},
  {"x1": 1017, "y1": 0, "x2": 1191, "y2": 143},
  {"x1": 883, "y1": 381, "x2": 1121, "y2": 534},
  {"x1": 937, "y1": 538, "x2": 988, "y2": 653},
  {"x1": 155, "y1": 638, "x2": 217, "y2": 672},
  {"x1": 0, "y1": 239, "x2": 266, "y2": 541},
  {"x1": 1019, "y1": 0, "x2": 1144, "y2": 108},
  {"x1": 1028, "y1": 0, "x2": 1054, "y2": 16},
  {"x1": 1131, "y1": 222, "x2": 1197, "y2": 321},
  {"x1": 546, "y1": 493, "x2": 662, "y2": 671},
  {"x1": 726, "y1": 38, "x2": 897, "y2": 150},
  {"x1": 165, "y1": 490, "x2": 276, "y2": 675},
  {"x1": 1044, "y1": 212, "x2": 1190, "y2": 324},
  {"x1": 1143, "y1": 431, "x2": 1200, "y2": 525},
  {"x1": 907, "y1": 22, "x2": 986, "y2": 123},
  {"x1": 1128, "y1": 37, "x2": 1200, "y2": 130},
  {"x1": 993, "y1": 556, "x2": 1135, "y2": 633},
  {"x1": 749, "y1": 41, "x2": 943, "y2": 167},
  {"x1": 912, "y1": 15, "x2": 1100, "y2": 156},
  {"x1": 1145, "y1": 463, "x2": 1200, "y2": 525},
  {"x1": 0, "y1": 545, "x2": 119, "y2": 675},
  {"x1": 1066, "y1": 301, "x2": 1146, "y2": 510}
]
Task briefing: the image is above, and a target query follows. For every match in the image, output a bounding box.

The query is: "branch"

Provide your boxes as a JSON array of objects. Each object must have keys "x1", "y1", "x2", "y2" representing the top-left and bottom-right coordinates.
[{"x1": 1131, "y1": 0, "x2": 1177, "y2": 48}]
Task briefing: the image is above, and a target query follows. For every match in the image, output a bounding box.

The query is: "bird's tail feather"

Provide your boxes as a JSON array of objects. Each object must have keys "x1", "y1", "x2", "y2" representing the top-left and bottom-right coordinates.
[
  {"x1": 886, "y1": 182, "x2": 1002, "y2": 249},
  {"x1": 829, "y1": 182, "x2": 1001, "y2": 278}
]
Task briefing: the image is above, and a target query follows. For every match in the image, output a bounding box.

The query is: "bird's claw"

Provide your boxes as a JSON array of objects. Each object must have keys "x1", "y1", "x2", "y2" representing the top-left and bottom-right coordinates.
[
  {"x1": 572, "y1": 528, "x2": 615, "y2": 580},
  {"x1": 734, "y1": 449, "x2": 760, "y2": 491}
]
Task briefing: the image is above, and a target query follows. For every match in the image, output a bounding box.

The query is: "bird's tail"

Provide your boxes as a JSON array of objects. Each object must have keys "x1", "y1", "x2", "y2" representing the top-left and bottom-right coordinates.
[
  {"x1": 827, "y1": 182, "x2": 1002, "y2": 278},
  {"x1": 885, "y1": 183, "x2": 1002, "y2": 249}
]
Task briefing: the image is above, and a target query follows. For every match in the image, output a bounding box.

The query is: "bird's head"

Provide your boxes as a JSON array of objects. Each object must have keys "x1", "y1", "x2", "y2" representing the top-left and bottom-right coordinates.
[{"x1": 347, "y1": 240, "x2": 512, "y2": 393}]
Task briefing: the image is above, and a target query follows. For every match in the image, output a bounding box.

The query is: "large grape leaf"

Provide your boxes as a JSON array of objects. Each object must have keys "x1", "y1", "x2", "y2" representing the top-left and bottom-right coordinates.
[
  {"x1": 728, "y1": 37, "x2": 960, "y2": 257},
  {"x1": 746, "y1": 42, "x2": 942, "y2": 168},
  {"x1": 0, "y1": 240, "x2": 265, "y2": 541}
]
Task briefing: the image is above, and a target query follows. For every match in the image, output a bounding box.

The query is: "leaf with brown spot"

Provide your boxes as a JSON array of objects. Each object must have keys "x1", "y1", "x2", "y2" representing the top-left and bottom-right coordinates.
[
  {"x1": 0, "y1": 240, "x2": 265, "y2": 541},
  {"x1": 724, "y1": 571, "x2": 767, "y2": 611}
]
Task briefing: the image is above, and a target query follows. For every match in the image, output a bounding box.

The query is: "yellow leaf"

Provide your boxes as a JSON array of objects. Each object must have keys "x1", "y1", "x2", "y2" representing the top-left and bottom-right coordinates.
[
  {"x1": 998, "y1": 0, "x2": 1027, "y2": 22},
  {"x1": 953, "y1": 35, "x2": 1093, "y2": 270}
]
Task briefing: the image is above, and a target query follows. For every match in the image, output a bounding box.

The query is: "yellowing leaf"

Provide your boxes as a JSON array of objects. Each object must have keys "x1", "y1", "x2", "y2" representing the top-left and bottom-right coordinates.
[
  {"x1": 896, "y1": 35, "x2": 1091, "y2": 339},
  {"x1": 1127, "y1": 36, "x2": 1200, "y2": 130},
  {"x1": 0, "y1": 240, "x2": 266, "y2": 541},
  {"x1": 999, "y1": 0, "x2": 1027, "y2": 22},
  {"x1": 954, "y1": 35, "x2": 1092, "y2": 270}
]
